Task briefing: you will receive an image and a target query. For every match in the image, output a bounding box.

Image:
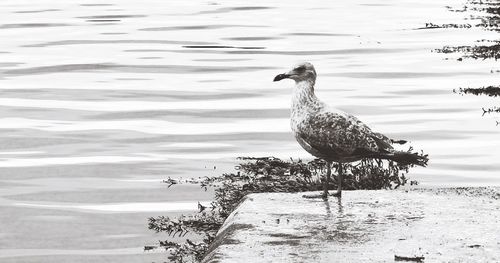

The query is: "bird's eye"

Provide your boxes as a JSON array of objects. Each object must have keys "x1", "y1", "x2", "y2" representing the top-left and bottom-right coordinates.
[{"x1": 295, "y1": 66, "x2": 306, "y2": 72}]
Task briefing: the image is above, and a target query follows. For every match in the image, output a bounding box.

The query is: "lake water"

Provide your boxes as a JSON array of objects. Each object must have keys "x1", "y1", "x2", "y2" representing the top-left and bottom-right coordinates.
[{"x1": 0, "y1": 0, "x2": 499, "y2": 262}]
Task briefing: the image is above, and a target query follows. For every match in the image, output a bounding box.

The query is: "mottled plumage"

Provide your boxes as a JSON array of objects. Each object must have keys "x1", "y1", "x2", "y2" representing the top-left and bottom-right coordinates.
[
  {"x1": 288, "y1": 66, "x2": 393, "y2": 163},
  {"x1": 292, "y1": 90, "x2": 392, "y2": 162}
]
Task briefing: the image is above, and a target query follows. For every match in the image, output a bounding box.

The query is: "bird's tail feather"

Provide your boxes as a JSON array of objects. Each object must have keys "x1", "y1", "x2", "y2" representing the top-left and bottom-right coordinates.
[{"x1": 377, "y1": 151, "x2": 429, "y2": 167}]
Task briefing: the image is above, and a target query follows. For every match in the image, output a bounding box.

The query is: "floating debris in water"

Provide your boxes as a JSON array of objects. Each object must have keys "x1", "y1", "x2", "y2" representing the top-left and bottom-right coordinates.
[
  {"x1": 436, "y1": 44, "x2": 500, "y2": 60},
  {"x1": 482, "y1": 106, "x2": 500, "y2": 115},
  {"x1": 467, "y1": 244, "x2": 482, "y2": 248},
  {"x1": 433, "y1": 0, "x2": 500, "y2": 60},
  {"x1": 416, "y1": 22, "x2": 472, "y2": 29},
  {"x1": 437, "y1": 1, "x2": 500, "y2": 123},
  {"x1": 144, "y1": 245, "x2": 157, "y2": 251},
  {"x1": 455, "y1": 86, "x2": 500, "y2": 97},
  {"x1": 454, "y1": 87, "x2": 500, "y2": 117}
]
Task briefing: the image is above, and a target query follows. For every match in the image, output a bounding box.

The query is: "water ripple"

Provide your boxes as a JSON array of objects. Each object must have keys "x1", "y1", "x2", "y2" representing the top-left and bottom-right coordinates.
[
  {"x1": 0, "y1": 118, "x2": 290, "y2": 135},
  {"x1": 223, "y1": 36, "x2": 283, "y2": 41},
  {"x1": 197, "y1": 6, "x2": 274, "y2": 15},
  {"x1": 284, "y1": 32, "x2": 355, "y2": 37},
  {"x1": 13, "y1": 9, "x2": 60, "y2": 13},
  {"x1": 325, "y1": 71, "x2": 488, "y2": 79},
  {"x1": 77, "y1": 15, "x2": 146, "y2": 19},
  {"x1": 91, "y1": 109, "x2": 289, "y2": 120},
  {"x1": 183, "y1": 45, "x2": 265, "y2": 50},
  {"x1": 3, "y1": 63, "x2": 276, "y2": 76},
  {"x1": 22, "y1": 39, "x2": 217, "y2": 47},
  {"x1": 139, "y1": 24, "x2": 267, "y2": 31},
  {"x1": 79, "y1": 4, "x2": 114, "y2": 6},
  {"x1": 125, "y1": 48, "x2": 412, "y2": 56},
  {"x1": 0, "y1": 23, "x2": 70, "y2": 29}
]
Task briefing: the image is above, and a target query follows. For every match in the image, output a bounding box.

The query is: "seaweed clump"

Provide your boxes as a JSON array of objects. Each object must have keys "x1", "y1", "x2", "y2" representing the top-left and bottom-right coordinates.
[
  {"x1": 455, "y1": 85, "x2": 500, "y2": 97},
  {"x1": 433, "y1": 0, "x2": 500, "y2": 120},
  {"x1": 436, "y1": 43, "x2": 500, "y2": 60},
  {"x1": 454, "y1": 86, "x2": 500, "y2": 117},
  {"x1": 148, "y1": 153, "x2": 426, "y2": 262},
  {"x1": 434, "y1": 0, "x2": 500, "y2": 60}
]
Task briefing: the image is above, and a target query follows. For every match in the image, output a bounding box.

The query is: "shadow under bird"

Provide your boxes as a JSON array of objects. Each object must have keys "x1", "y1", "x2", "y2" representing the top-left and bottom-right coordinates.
[{"x1": 274, "y1": 62, "x2": 428, "y2": 199}]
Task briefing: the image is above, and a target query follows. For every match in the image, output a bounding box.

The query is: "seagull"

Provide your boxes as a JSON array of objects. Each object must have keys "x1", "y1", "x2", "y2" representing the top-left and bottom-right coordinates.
[{"x1": 274, "y1": 62, "x2": 428, "y2": 199}]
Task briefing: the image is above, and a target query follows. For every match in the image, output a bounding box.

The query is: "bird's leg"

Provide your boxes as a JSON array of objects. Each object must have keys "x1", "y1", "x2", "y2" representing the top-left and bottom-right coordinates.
[
  {"x1": 302, "y1": 160, "x2": 331, "y2": 199},
  {"x1": 330, "y1": 163, "x2": 342, "y2": 197},
  {"x1": 322, "y1": 161, "x2": 332, "y2": 199}
]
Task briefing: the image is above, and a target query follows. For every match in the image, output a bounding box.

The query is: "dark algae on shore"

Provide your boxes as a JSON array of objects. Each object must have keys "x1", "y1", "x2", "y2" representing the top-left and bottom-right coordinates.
[
  {"x1": 433, "y1": 0, "x2": 500, "y2": 120},
  {"x1": 147, "y1": 153, "x2": 427, "y2": 262}
]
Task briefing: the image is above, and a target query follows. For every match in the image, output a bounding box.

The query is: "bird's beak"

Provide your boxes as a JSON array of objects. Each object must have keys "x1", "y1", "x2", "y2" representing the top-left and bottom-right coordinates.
[{"x1": 273, "y1": 73, "x2": 290, "y2": 82}]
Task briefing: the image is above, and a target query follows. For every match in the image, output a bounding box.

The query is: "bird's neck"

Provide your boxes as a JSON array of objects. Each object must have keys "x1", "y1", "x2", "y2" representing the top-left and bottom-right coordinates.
[{"x1": 292, "y1": 79, "x2": 317, "y2": 109}]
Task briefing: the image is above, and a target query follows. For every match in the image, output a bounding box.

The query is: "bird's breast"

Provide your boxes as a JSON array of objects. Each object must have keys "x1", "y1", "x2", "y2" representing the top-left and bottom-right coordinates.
[{"x1": 290, "y1": 105, "x2": 309, "y2": 133}]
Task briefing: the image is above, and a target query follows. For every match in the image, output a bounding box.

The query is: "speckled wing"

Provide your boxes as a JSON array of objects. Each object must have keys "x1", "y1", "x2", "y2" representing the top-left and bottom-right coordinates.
[{"x1": 295, "y1": 112, "x2": 393, "y2": 161}]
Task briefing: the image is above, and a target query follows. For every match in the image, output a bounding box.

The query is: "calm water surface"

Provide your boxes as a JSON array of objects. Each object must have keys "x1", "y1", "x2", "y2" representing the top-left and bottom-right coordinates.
[{"x1": 0, "y1": 0, "x2": 499, "y2": 262}]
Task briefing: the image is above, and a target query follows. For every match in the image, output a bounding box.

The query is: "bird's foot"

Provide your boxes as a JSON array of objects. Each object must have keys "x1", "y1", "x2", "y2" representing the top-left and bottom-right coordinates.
[
  {"x1": 302, "y1": 193, "x2": 328, "y2": 199},
  {"x1": 302, "y1": 191, "x2": 341, "y2": 199},
  {"x1": 330, "y1": 191, "x2": 342, "y2": 197}
]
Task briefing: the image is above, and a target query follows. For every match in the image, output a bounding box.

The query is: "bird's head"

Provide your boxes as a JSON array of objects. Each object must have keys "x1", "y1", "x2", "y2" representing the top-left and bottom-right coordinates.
[{"x1": 273, "y1": 62, "x2": 316, "y2": 82}]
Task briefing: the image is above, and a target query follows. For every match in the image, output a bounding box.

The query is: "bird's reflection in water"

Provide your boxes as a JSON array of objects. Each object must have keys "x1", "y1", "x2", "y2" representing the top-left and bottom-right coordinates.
[
  {"x1": 323, "y1": 196, "x2": 343, "y2": 220},
  {"x1": 320, "y1": 197, "x2": 371, "y2": 243}
]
